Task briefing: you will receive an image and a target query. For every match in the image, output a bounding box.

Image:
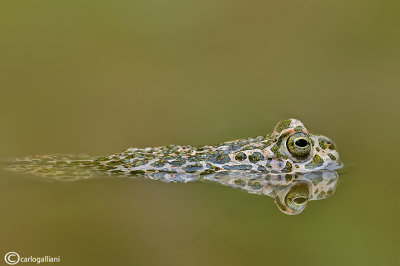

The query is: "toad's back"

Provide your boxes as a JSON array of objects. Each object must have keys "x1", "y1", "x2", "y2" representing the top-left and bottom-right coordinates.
[{"x1": 5, "y1": 119, "x2": 342, "y2": 180}]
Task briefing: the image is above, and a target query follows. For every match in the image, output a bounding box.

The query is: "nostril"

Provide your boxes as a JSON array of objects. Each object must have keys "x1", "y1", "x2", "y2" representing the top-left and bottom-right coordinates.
[{"x1": 295, "y1": 139, "x2": 308, "y2": 147}]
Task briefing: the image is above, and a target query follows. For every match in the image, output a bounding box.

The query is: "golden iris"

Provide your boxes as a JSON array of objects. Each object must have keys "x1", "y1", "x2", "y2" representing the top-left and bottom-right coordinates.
[
  {"x1": 286, "y1": 132, "x2": 312, "y2": 159},
  {"x1": 284, "y1": 182, "x2": 310, "y2": 211}
]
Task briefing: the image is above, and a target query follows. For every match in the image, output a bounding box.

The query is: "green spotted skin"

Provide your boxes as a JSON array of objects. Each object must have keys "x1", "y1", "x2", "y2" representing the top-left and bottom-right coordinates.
[
  {"x1": 6, "y1": 119, "x2": 342, "y2": 182},
  {"x1": 91, "y1": 118, "x2": 342, "y2": 180}
]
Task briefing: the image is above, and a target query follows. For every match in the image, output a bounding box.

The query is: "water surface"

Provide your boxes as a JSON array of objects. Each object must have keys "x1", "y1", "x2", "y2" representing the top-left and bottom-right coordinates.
[{"x1": 0, "y1": 0, "x2": 399, "y2": 265}]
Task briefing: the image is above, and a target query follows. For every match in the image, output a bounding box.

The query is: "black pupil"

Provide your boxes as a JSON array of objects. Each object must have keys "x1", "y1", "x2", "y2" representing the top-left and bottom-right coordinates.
[
  {"x1": 295, "y1": 138, "x2": 308, "y2": 147},
  {"x1": 293, "y1": 197, "x2": 307, "y2": 204}
]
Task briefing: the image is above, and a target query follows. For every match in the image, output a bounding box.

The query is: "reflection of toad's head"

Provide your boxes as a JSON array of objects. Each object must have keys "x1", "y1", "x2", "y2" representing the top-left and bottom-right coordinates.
[
  {"x1": 274, "y1": 180, "x2": 311, "y2": 215},
  {"x1": 273, "y1": 171, "x2": 339, "y2": 215}
]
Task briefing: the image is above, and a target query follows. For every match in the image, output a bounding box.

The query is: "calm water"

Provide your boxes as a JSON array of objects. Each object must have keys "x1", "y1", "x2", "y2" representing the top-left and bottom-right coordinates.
[{"x1": 0, "y1": 0, "x2": 399, "y2": 265}]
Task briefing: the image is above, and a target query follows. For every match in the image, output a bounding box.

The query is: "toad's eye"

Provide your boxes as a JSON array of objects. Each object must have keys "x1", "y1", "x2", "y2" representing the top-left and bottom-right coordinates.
[
  {"x1": 284, "y1": 182, "x2": 310, "y2": 212},
  {"x1": 286, "y1": 132, "x2": 311, "y2": 159}
]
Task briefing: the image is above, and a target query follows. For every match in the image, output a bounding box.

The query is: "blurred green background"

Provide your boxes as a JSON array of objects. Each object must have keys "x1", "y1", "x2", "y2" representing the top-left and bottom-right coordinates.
[{"x1": 0, "y1": 0, "x2": 399, "y2": 265}]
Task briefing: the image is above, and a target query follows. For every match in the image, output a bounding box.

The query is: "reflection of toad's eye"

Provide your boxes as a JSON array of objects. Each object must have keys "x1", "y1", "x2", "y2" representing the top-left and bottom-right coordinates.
[
  {"x1": 287, "y1": 132, "x2": 311, "y2": 159},
  {"x1": 284, "y1": 182, "x2": 310, "y2": 211}
]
